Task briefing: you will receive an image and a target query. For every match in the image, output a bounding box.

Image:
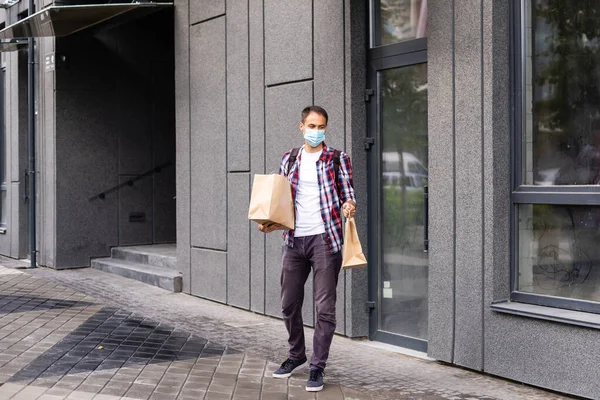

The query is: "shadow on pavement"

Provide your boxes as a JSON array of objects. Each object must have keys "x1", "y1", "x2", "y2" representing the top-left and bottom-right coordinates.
[
  {"x1": 0, "y1": 295, "x2": 94, "y2": 315},
  {"x1": 9, "y1": 306, "x2": 239, "y2": 382}
]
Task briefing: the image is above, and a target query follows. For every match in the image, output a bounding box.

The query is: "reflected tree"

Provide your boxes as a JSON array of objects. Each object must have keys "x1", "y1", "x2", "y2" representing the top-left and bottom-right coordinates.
[
  {"x1": 535, "y1": 0, "x2": 600, "y2": 161},
  {"x1": 381, "y1": 65, "x2": 427, "y2": 250}
]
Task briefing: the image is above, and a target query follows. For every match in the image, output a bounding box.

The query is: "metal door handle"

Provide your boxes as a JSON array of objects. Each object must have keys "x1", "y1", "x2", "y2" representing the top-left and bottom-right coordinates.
[
  {"x1": 423, "y1": 185, "x2": 429, "y2": 252},
  {"x1": 23, "y1": 169, "x2": 29, "y2": 202}
]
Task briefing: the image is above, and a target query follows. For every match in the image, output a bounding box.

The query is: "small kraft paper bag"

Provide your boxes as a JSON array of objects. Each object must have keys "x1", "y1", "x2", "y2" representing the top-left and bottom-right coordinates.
[
  {"x1": 342, "y1": 217, "x2": 368, "y2": 269},
  {"x1": 248, "y1": 174, "x2": 295, "y2": 231}
]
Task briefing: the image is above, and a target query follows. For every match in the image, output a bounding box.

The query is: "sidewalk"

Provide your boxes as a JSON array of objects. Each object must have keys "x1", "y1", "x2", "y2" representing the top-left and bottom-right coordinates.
[{"x1": 0, "y1": 257, "x2": 573, "y2": 400}]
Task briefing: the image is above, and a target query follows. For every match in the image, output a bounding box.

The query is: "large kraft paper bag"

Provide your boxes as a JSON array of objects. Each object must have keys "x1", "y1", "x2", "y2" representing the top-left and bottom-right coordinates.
[
  {"x1": 248, "y1": 174, "x2": 295, "y2": 230},
  {"x1": 342, "y1": 218, "x2": 367, "y2": 269}
]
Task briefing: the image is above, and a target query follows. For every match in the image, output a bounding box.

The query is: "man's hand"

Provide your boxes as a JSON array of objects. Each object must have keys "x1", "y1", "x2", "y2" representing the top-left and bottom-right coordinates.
[
  {"x1": 258, "y1": 222, "x2": 283, "y2": 233},
  {"x1": 342, "y1": 201, "x2": 356, "y2": 218}
]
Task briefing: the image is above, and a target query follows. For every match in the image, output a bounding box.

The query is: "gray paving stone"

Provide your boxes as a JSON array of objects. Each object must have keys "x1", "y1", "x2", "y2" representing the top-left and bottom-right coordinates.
[
  {"x1": 32, "y1": 379, "x2": 58, "y2": 388},
  {"x1": 233, "y1": 391, "x2": 263, "y2": 400},
  {"x1": 149, "y1": 393, "x2": 179, "y2": 400},
  {"x1": 93, "y1": 394, "x2": 123, "y2": 400},
  {"x1": 211, "y1": 378, "x2": 238, "y2": 388},
  {"x1": 204, "y1": 393, "x2": 232, "y2": 400},
  {"x1": 52, "y1": 381, "x2": 81, "y2": 391},
  {"x1": 154, "y1": 384, "x2": 182, "y2": 395},
  {"x1": 0, "y1": 263, "x2": 573, "y2": 400},
  {"x1": 178, "y1": 395, "x2": 206, "y2": 400},
  {"x1": 135, "y1": 376, "x2": 163, "y2": 386},
  {"x1": 37, "y1": 394, "x2": 67, "y2": 400},
  {"x1": 235, "y1": 380, "x2": 262, "y2": 391},
  {"x1": 179, "y1": 387, "x2": 207, "y2": 397},
  {"x1": 261, "y1": 393, "x2": 288, "y2": 400},
  {"x1": 75, "y1": 383, "x2": 104, "y2": 394},
  {"x1": 99, "y1": 385, "x2": 129, "y2": 396},
  {"x1": 316, "y1": 384, "x2": 344, "y2": 400},
  {"x1": 213, "y1": 372, "x2": 239, "y2": 380},
  {"x1": 124, "y1": 383, "x2": 155, "y2": 399},
  {"x1": 261, "y1": 384, "x2": 289, "y2": 394},
  {"x1": 66, "y1": 393, "x2": 96, "y2": 400},
  {"x1": 182, "y1": 380, "x2": 210, "y2": 391},
  {"x1": 209, "y1": 383, "x2": 236, "y2": 395}
]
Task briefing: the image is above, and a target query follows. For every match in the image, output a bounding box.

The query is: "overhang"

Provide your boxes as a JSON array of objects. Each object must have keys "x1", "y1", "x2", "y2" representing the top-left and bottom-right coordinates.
[
  {"x1": 0, "y1": 39, "x2": 27, "y2": 52},
  {"x1": 0, "y1": 2, "x2": 172, "y2": 40}
]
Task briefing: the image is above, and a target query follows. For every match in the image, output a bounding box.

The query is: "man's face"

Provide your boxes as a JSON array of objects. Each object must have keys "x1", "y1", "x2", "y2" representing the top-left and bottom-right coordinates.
[{"x1": 300, "y1": 112, "x2": 327, "y2": 134}]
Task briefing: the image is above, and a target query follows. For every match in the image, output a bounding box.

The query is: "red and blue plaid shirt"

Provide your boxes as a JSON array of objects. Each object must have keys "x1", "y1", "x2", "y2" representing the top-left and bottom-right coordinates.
[{"x1": 279, "y1": 144, "x2": 356, "y2": 254}]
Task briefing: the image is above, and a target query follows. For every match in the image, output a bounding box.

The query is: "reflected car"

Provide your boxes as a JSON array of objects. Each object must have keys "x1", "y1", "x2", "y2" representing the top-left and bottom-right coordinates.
[{"x1": 382, "y1": 152, "x2": 428, "y2": 190}]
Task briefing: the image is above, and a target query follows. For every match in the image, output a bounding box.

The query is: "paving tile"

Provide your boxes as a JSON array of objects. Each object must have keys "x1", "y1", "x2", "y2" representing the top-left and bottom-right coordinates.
[
  {"x1": 339, "y1": 387, "x2": 373, "y2": 400},
  {"x1": 287, "y1": 386, "x2": 316, "y2": 400},
  {"x1": 0, "y1": 382, "x2": 26, "y2": 396},
  {"x1": 134, "y1": 376, "x2": 163, "y2": 386},
  {"x1": 315, "y1": 384, "x2": 344, "y2": 400},
  {"x1": 204, "y1": 393, "x2": 232, "y2": 400},
  {"x1": 261, "y1": 393, "x2": 289, "y2": 400},
  {"x1": 232, "y1": 389, "x2": 262, "y2": 399},
  {"x1": 98, "y1": 386, "x2": 128, "y2": 397},
  {"x1": 214, "y1": 372, "x2": 238, "y2": 380},
  {"x1": 148, "y1": 393, "x2": 178, "y2": 400},
  {"x1": 37, "y1": 395, "x2": 68, "y2": 400},
  {"x1": 189, "y1": 369, "x2": 214, "y2": 378},
  {"x1": 208, "y1": 383, "x2": 236, "y2": 395},
  {"x1": 0, "y1": 263, "x2": 570, "y2": 400},
  {"x1": 159, "y1": 375, "x2": 186, "y2": 384},
  {"x1": 66, "y1": 391, "x2": 97, "y2": 400},
  {"x1": 123, "y1": 383, "x2": 154, "y2": 399},
  {"x1": 153, "y1": 384, "x2": 182, "y2": 395},
  {"x1": 185, "y1": 375, "x2": 213, "y2": 385},
  {"x1": 92, "y1": 394, "x2": 122, "y2": 400},
  {"x1": 179, "y1": 388, "x2": 207, "y2": 397},
  {"x1": 261, "y1": 383, "x2": 289, "y2": 393},
  {"x1": 52, "y1": 381, "x2": 82, "y2": 391},
  {"x1": 123, "y1": 390, "x2": 152, "y2": 400},
  {"x1": 75, "y1": 384, "x2": 104, "y2": 394},
  {"x1": 212, "y1": 377, "x2": 238, "y2": 386},
  {"x1": 178, "y1": 396, "x2": 206, "y2": 400},
  {"x1": 235, "y1": 380, "x2": 262, "y2": 390},
  {"x1": 10, "y1": 384, "x2": 48, "y2": 400},
  {"x1": 182, "y1": 380, "x2": 210, "y2": 391}
]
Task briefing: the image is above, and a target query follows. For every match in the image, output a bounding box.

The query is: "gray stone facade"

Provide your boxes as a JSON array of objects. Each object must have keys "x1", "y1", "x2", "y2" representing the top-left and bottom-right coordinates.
[
  {"x1": 0, "y1": 1, "x2": 597, "y2": 399},
  {"x1": 174, "y1": 0, "x2": 369, "y2": 337},
  {"x1": 428, "y1": 1, "x2": 600, "y2": 399}
]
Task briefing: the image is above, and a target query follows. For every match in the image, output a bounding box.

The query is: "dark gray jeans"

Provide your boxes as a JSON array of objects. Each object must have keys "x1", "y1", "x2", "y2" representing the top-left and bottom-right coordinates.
[{"x1": 281, "y1": 233, "x2": 342, "y2": 371}]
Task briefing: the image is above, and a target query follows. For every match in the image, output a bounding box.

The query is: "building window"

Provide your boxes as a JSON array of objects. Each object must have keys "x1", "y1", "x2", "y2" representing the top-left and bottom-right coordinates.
[
  {"x1": 372, "y1": 0, "x2": 427, "y2": 47},
  {"x1": 514, "y1": 0, "x2": 600, "y2": 313}
]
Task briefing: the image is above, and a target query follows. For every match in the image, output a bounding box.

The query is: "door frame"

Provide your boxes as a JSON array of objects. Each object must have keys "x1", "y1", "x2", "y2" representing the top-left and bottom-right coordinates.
[{"x1": 367, "y1": 40, "x2": 428, "y2": 352}]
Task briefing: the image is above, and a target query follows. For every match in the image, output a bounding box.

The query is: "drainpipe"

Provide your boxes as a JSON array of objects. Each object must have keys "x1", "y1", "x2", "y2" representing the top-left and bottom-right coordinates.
[{"x1": 27, "y1": 0, "x2": 36, "y2": 268}]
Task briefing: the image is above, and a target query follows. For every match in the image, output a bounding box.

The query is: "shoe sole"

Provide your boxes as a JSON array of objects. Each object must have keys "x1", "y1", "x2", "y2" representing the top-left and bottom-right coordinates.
[
  {"x1": 305, "y1": 384, "x2": 324, "y2": 392},
  {"x1": 272, "y1": 360, "x2": 307, "y2": 379}
]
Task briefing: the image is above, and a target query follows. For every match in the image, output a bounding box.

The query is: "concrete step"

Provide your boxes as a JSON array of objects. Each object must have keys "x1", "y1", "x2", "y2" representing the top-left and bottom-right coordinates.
[
  {"x1": 111, "y1": 245, "x2": 176, "y2": 270},
  {"x1": 91, "y1": 258, "x2": 182, "y2": 292}
]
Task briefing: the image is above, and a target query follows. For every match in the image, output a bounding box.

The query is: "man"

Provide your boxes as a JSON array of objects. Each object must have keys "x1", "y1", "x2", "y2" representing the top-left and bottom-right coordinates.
[{"x1": 258, "y1": 106, "x2": 356, "y2": 392}]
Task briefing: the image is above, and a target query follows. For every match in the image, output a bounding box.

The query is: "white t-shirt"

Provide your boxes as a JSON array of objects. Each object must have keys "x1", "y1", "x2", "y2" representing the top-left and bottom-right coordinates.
[{"x1": 294, "y1": 148, "x2": 326, "y2": 237}]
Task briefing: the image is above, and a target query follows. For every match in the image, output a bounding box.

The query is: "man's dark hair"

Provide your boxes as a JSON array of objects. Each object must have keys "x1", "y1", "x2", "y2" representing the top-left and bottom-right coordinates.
[{"x1": 301, "y1": 106, "x2": 328, "y2": 124}]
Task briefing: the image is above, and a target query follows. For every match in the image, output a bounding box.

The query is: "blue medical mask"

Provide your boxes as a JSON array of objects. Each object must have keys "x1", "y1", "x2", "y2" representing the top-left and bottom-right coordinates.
[{"x1": 304, "y1": 129, "x2": 326, "y2": 147}]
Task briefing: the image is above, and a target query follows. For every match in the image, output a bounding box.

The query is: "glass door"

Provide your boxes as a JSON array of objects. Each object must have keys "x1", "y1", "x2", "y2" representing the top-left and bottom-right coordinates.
[{"x1": 367, "y1": 0, "x2": 428, "y2": 352}]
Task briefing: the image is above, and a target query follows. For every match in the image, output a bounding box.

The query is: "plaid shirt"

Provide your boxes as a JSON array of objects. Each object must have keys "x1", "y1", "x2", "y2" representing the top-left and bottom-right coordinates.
[{"x1": 279, "y1": 144, "x2": 356, "y2": 254}]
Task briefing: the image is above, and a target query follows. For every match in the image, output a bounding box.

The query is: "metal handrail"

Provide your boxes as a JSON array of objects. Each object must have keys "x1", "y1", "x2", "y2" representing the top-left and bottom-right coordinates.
[{"x1": 89, "y1": 161, "x2": 172, "y2": 202}]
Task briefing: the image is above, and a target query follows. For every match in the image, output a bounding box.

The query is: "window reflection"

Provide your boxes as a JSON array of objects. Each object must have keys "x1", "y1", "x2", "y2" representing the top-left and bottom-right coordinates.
[
  {"x1": 380, "y1": 64, "x2": 428, "y2": 339},
  {"x1": 525, "y1": 0, "x2": 600, "y2": 185},
  {"x1": 377, "y1": 0, "x2": 428, "y2": 47},
  {"x1": 519, "y1": 204, "x2": 600, "y2": 302}
]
